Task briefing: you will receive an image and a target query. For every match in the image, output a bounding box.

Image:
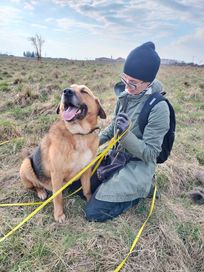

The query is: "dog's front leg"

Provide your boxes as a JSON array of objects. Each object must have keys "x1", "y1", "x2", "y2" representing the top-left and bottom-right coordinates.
[
  {"x1": 51, "y1": 172, "x2": 65, "y2": 223},
  {"x1": 81, "y1": 168, "x2": 92, "y2": 201}
]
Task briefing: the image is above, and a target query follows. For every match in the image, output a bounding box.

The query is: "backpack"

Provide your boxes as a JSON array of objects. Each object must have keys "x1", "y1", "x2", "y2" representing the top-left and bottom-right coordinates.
[
  {"x1": 114, "y1": 81, "x2": 176, "y2": 163},
  {"x1": 138, "y1": 92, "x2": 176, "y2": 163}
]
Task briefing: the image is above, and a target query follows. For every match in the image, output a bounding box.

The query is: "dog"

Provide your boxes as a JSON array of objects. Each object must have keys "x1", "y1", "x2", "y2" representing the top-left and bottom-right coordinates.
[{"x1": 20, "y1": 84, "x2": 106, "y2": 222}]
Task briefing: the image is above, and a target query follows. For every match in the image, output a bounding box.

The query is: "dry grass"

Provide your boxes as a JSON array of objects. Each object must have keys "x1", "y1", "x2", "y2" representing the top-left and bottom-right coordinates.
[{"x1": 0, "y1": 56, "x2": 204, "y2": 272}]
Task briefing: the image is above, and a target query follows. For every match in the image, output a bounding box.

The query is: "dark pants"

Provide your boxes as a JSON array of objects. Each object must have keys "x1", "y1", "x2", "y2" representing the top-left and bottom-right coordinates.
[{"x1": 68, "y1": 172, "x2": 140, "y2": 222}]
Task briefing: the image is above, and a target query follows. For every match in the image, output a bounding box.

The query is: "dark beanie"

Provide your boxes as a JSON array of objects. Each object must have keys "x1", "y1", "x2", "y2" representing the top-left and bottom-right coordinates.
[{"x1": 123, "y1": 42, "x2": 160, "y2": 82}]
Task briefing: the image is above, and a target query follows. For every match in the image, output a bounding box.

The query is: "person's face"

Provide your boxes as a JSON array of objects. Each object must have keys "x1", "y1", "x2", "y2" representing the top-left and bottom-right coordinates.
[{"x1": 121, "y1": 73, "x2": 150, "y2": 95}]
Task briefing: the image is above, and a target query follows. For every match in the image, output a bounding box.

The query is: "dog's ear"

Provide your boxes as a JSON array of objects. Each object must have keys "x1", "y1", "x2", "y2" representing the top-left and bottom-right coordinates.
[
  {"x1": 96, "y1": 99, "x2": 106, "y2": 119},
  {"x1": 56, "y1": 104, "x2": 60, "y2": 114}
]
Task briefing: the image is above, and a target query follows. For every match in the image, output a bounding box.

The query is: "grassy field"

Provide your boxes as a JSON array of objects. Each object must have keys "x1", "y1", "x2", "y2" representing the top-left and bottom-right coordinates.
[{"x1": 0, "y1": 56, "x2": 203, "y2": 272}]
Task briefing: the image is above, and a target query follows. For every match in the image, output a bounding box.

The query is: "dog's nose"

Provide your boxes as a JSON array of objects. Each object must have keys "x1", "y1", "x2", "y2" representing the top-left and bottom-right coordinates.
[{"x1": 63, "y1": 88, "x2": 74, "y2": 96}]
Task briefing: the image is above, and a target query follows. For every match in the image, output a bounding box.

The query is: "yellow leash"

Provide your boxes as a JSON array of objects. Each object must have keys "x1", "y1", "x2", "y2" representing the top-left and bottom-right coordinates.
[
  {"x1": 0, "y1": 131, "x2": 124, "y2": 243},
  {"x1": 0, "y1": 140, "x2": 10, "y2": 146},
  {"x1": 0, "y1": 202, "x2": 44, "y2": 207},
  {"x1": 0, "y1": 137, "x2": 24, "y2": 146},
  {"x1": 114, "y1": 183, "x2": 157, "y2": 272},
  {"x1": 0, "y1": 128, "x2": 158, "y2": 272}
]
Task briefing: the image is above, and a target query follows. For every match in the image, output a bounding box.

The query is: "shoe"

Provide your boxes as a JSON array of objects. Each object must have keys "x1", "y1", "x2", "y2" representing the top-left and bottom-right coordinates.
[{"x1": 147, "y1": 184, "x2": 161, "y2": 199}]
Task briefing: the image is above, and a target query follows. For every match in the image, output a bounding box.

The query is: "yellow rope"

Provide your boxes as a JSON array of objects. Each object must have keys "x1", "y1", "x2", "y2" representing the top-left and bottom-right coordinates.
[
  {"x1": 0, "y1": 202, "x2": 44, "y2": 207},
  {"x1": 114, "y1": 184, "x2": 157, "y2": 272},
  {"x1": 0, "y1": 140, "x2": 10, "y2": 146},
  {"x1": 0, "y1": 137, "x2": 24, "y2": 146}
]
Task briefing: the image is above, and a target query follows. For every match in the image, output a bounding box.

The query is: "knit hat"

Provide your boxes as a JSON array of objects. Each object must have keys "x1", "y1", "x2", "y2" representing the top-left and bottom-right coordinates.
[{"x1": 123, "y1": 42, "x2": 160, "y2": 82}]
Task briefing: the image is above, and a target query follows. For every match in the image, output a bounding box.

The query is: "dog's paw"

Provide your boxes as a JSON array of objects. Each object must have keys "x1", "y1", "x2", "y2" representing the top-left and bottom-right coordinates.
[
  {"x1": 54, "y1": 213, "x2": 66, "y2": 223},
  {"x1": 36, "y1": 188, "x2": 47, "y2": 200}
]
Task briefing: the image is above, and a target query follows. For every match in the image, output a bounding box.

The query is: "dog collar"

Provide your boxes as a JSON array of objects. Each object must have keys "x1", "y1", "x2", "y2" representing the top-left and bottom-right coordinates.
[{"x1": 75, "y1": 126, "x2": 100, "y2": 136}]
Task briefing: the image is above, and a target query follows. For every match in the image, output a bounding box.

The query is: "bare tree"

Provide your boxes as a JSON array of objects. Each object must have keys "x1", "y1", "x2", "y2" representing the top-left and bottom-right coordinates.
[{"x1": 28, "y1": 34, "x2": 45, "y2": 61}]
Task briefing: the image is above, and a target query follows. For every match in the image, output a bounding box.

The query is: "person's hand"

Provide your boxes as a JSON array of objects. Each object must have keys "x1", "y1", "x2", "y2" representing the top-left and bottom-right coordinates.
[{"x1": 115, "y1": 113, "x2": 130, "y2": 135}]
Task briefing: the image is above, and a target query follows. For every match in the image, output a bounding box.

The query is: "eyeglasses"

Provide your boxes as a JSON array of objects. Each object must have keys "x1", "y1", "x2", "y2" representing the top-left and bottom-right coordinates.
[{"x1": 120, "y1": 75, "x2": 143, "y2": 90}]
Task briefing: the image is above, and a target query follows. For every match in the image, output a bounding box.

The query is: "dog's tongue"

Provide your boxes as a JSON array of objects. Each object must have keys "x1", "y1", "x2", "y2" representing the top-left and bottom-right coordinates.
[{"x1": 63, "y1": 106, "x2": 78, "y2": 121}]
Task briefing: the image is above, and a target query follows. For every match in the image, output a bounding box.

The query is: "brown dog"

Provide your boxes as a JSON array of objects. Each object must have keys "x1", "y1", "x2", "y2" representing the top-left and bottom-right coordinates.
[{"x1": 20, "y1": 84, "x2": 106, "y2": 222}]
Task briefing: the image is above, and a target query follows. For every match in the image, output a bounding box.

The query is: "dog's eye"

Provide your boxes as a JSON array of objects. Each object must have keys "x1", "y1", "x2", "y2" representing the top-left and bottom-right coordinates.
[{"x1": 80, "y1": 88, "x2": 88, "y2": 94}]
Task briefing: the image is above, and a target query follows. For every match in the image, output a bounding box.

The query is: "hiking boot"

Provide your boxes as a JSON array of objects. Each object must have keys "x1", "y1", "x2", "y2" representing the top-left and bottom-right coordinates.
[{"x1": 147, "y1": 175, "x2": 160, "y2": 199}]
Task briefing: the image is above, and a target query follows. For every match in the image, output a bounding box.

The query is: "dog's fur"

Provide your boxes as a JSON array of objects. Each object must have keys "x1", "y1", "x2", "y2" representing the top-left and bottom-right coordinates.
[{"x1": 20, "y1": 84, "x2": 106, "y2": 222}]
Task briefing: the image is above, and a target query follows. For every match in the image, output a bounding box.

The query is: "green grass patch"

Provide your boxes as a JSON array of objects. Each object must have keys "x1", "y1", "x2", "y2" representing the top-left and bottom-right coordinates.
[
  {"x1": 199, "y1": 83, "x2": 204, "y2": 89},
  {"x1": 157, "y1": 173, "x2": 169, "y2": 191},
  {"x1": 62, "y1": 231, "x2": 87, "y2": 249},
  {"x1": 199, "y1": 103, "x2": 204, "y2": 110},
  {"x1": 32, "y1": 240, "x2": 51, "y2": 258},
  {"x1": 172, "y1": 102, "x2": 182, "y2": 113},
  {"x1": 0, "y1": 137, "x2": 25, "y2": 159},
  {"x1": 1, "y1": 71, "x2": 12, "y2": 78},
  {"x1": 176, "y1": 222, "x2": 202, "y2": 245},
  {"x1": 0, "y1": 82, "x2": 10, "y2": 92},
  {"x1": 28, "y1": 114, "x2": 58, "y2": 135},
  {"x1": 0, "y1": 119, "x2": 21, "y2": 141},
  {"x1": 137, "y1": 199, "x2": 148, "y2": 215},
  {"x1": 53, "y1": 93, "x2": 61, "y2": 104},
  {"x1": 7, "y1": 106, "x2": 32, "y2": 120},
  {"x1": 39, "y1": 92, "x2": 48, "y2": 102},
  {"x1": 12, "y1": 137, "x2": 25, "y2": 152},
  {"x1": 0, "y1": 119, "x2": 15, "y2": 127},
  {"x1": 196, "y1": 151, "x2": 204, "y2": 165}
]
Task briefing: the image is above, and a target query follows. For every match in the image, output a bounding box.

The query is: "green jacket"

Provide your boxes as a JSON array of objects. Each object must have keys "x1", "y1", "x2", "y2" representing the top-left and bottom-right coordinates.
[{"x1": 96, "y1": 80, "x2": 170, "y2": 202}]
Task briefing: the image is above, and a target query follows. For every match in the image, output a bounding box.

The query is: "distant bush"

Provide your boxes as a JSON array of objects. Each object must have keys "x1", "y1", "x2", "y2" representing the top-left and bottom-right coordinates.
[{"x1": 23, "y1": 51, "x2": 36, "y2": 58}]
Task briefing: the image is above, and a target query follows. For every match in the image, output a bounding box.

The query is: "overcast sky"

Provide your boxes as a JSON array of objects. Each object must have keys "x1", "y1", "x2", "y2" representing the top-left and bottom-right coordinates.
[{"x1": 0, "y1": 0, "x2": 203, "y2": 63}]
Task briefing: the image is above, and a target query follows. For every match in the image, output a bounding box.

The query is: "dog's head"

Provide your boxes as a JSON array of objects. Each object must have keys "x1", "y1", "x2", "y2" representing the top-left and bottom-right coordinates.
[{"x1": 57, "y1": 84, "x2": 106, "y2": 134}]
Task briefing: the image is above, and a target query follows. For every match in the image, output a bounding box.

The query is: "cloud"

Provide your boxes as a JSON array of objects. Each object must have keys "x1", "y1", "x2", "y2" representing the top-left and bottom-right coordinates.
[
  {"x1": 160, "y1": 28, "x2": 204, "y2": 63},
  {"x1": 155, "y1": 0, "x2": 204, "y2": 24},
  {"x1": 53, "y1": 0, "x2": 204, "y2": 33},
  {"x1": 31, "y1": 23, "x2": 47, "y2": 29},
  {"x1": 24, "y1": 3, "x2": 35, "y2": 10},
  {"x1": 24, "y1": 1, "x2": 38, "y2": 10},
  {"x1": 45, "y1": 2, "x2": 179, "y2": 46},
  {"x1": 51, "y1": 0, "x2": 204, "y2": 61},
  {"x1": 155, "y1": 0, "x2": 190, "y2": 12},
  {"x1": 0, "y1": 6, "x2": 22, "y2": 27},
  {"x1": 56, "y1": 18, "x2": 80, "y2": 30},
  {"x1": 10, "y1": 0, "x2": 21, "y2": 3},
  {"x1": 56, "y1": 17, "x2": 98, "y2": 32},
  {"x1": 45, "y1": 17, "x2": 55, "y2": 23}
]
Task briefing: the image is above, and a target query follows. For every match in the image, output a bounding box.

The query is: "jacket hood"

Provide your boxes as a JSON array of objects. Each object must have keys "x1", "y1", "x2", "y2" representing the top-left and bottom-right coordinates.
[{"x1": 151, "y1": 79, "x2": 164, "y2": 94}]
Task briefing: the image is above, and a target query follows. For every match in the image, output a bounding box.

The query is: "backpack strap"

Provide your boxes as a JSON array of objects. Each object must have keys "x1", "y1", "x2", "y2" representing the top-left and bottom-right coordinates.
[
  {"x1": 165, "y1": 99, "x2": 176, "y2": 133},
  {"x1": 138, "y1": 92, "x2": 165, "y2": 135}
]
